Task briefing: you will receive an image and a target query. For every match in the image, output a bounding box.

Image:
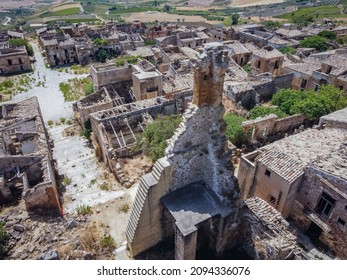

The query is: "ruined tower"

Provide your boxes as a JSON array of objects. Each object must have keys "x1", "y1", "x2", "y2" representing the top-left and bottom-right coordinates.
[
  {"x1": 192, "y1": 42, "x2": 229, "y2": 107},
  {"x1": 126, "y1": 43, "x2": 241, "y2": 259}
]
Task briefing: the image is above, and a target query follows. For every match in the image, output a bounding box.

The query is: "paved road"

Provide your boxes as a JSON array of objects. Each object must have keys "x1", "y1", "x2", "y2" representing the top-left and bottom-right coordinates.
[{"x1": 12, "y1": 42, "x2": 88, "y2": 122}]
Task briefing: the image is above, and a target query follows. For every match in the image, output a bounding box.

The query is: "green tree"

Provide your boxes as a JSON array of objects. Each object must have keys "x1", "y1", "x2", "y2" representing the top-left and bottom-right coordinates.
[
  {"x1": 272, "y1": 88, "x2": 307, "y2": 114},
  {"x1": 93, "y1": 38, "x2": 108, "y2": 46},
  {"x1": 318, "y1": 30, "x2": 336, "y2": 41},
  {"x1": 292, "y1": 15, "x2": 313, "y2": 26},
  {"x1": 96, "y1": 49, "x2": 108, "y2": 63},
  {"x1": 9, "y1": 38, "x2": 34, "y2": 56},
  {"x1": 163, "y1": 4, "x2": 171, "y2": 12},
  {"x1": 300, "y1": 35, "x2": 329, "y2": 52},
  {"x1": 231, "y1": 14, "x2": 240, "y2": 25}
]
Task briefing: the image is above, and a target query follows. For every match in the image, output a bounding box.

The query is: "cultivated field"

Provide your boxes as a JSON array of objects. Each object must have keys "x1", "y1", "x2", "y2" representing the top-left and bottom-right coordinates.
[
  {"x1": 124, "y1": 11, "x2": 210, "y2": 23},
  {"x1": 231, "y1": 0, "x2": 286, "y2": 7},
  {"x1": 0, "y1": 0, "x2": 64, "y2": 10},
  {"x1": 50, "y1": 3, "x2": 81, "y2": 12}
]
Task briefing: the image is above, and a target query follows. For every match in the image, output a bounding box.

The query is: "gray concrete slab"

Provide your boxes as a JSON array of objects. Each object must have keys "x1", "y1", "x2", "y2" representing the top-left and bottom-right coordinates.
[{"x1": 162, "y1": 183, "x2": 232, "y2": 236}]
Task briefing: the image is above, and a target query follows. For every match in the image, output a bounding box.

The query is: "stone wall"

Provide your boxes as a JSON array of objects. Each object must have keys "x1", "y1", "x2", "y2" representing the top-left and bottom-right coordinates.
[
  {"x1": 242, "y1": 113, "x2": 306, "y2": 141},
  {"x1": 291, "y1": 166, "x2": 347, "y2": 258},
  {"x1": 91, "y1": 64, "x2": 132, "y2": 90},
  {"x1": 224, "y1": 73, "x2": 293, "y2": 110}
]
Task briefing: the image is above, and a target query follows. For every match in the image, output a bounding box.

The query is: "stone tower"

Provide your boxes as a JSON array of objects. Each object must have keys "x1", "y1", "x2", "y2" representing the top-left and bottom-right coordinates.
[{"x1": 193, "y1": 42, "x2": 229, "y2": 107}]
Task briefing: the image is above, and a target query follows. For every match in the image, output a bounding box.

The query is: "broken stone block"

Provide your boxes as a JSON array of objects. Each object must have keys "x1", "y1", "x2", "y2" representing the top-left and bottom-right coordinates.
[
  {"x1": 13, "y1": 224, "x2": 26, "y2": 232},
  {"x1": 10, "y1": 230, "x2": 21, "y2": 238},
  {"x1": 67, "y1": 219, "x2": 77, "y2": 229},
  {"x1": 43, "y1": 250, "x2": 59, "y2": 260}
]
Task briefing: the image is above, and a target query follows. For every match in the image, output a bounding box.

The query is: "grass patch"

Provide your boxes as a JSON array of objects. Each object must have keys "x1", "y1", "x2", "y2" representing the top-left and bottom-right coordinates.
[
  {"x1": 276, "y1": 5, "x2": 347, "y2": 20},
  {"x1": 118, "y1": 203, "x2": 130, "y2": 213},
  {"x1": 76, "y1": 204, "x2": 93, "y2": 215},
  {"x1": 59, "y1": 77, "x2": 93, "y2": 101},
  {"x1": 62, "y1": 176, "x2": 72, "y2": 186},
  {"x1": 100, "y1": 182, "x2": 111, "y2": 191},
  {"x1": 50, "y1": 7, "x2": 81, "y2": 17},
  {"x1": 100, "y1": 235, "x2": 116, "y2": 250}
]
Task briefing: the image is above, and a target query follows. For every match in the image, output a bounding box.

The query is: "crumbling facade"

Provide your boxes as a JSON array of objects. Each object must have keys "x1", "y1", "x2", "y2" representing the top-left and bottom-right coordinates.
[
  {"x1": 0, "y1": 97, "x2": 61, "y2": 214},
  {"x1": 238, "y1": 108, "x2": 347, "y2": 257}
]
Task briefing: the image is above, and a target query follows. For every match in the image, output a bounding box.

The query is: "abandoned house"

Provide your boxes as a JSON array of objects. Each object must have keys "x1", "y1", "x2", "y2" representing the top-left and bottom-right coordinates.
[
  {"x1": 0, "y1": 97, "x2": 61, "y2": 214},
  {"x1": 0, "y1": 46, "x2": 32, "y2": 75},
  {"x1": 89, "y1": 97, "x2": 178, "y2": 178},
  {"x1": 224, "y1": 40, "x2": 252, "y2": 67},
  {"x1": 238, "y1": 108, "x2": 347, "y2": 257},
  {"x1": 251, "y1": 46, "x2": 284, "y2": 76}
]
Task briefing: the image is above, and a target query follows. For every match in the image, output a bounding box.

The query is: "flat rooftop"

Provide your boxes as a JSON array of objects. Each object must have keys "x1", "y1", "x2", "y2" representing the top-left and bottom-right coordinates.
[{"x1": 161, "y1": 183, "x2": 232, "y2": 236}]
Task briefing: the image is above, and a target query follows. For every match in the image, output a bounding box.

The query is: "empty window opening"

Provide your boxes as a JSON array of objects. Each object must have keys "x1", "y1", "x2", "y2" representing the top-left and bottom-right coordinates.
[
  {"x1": 269, "y1": 195, "x2": 277, "y2": 206},
  {"x1": 8, "y1": 59, "x2": 12, "y2": 66},
  {"x1": 256, "y1": 60, "x2": 261, "y2": 69},
  {"x1": 265, "y1": 169, "x2": 271, "y2": 177},
  {"x1": 301, "y1": 79, "x2": 307, "y2": 90},
  {"x1": 326, "y1": 65, "x2": 332, "y2": 74},
  {"x1": 337, "y1": 218, "x2": 345, "y2": 226},
  {"x1": 274, "y1": 60, "x2": 279, "y2": 69},
  {"x1": 315, "y1": 192, "x2": 336, "y2": 219}
]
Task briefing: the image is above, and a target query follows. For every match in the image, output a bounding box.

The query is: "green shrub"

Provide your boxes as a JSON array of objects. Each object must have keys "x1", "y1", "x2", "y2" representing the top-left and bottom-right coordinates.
[
  {"x1": 90, "y1": 179, "x2": 97, "y2": 185},
  {"x1": 249, "y1": 106, "x2": 288, "y2": 119},
  {"x1": 62, "y1": 176, "x2": 72, "y2": 186},
  {"x1": 224, "y1": 113, "x2": 249, "y2": 147},
  {"x1": 76, "y1": 204, "x2": 93, "y2": 215},
  {"x1": 84, "y1": 81, "x2": 94, "y2": 95},
  {"x1": 318, "y1": 30, "x2": 336, "y2": 40},
  {"x1": 137, "y1": 115, "x2": 182, "y2": 162},
  {"x1": 47, "y1": 120, "x2": 54, "y2": 126},
  {"x1": 93, "y1": 38, "x2": 109, "y2": 46},
  {"x1": 100, "y1": 235, "x2": 116, "y2": 250},
  {"x1": 300, "y1": 35, "x2": 329, "y2": 52},
  {"x1": 100, "y1": 182, "x2": 111, "y2": 191},
  {"x1": 279, "y1": 46, "x2": 296, "y2": 55},
  {"x1": 272, "y1": 85, "x2": 347, "y2": 120},
  {"x1": 242, "y1": 64, "x2": 252, "y2": 74}
]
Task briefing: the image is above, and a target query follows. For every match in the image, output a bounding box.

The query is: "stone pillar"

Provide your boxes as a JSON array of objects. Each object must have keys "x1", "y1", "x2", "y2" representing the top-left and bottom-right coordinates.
[{"x1": 175, "y1": 226, "x2": 197, "y2": 260}]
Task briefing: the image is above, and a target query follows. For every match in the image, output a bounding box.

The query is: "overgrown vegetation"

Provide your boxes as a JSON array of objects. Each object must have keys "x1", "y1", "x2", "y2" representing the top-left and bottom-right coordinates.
[
  {"x1": 100, "y1": 235, "x2": 116, "y2": 250},
  {"x1": 93, "y1": 38, "x2": 109, "y2": 46},
  {"x1": 0, "y1": 222, "x2": 9, "y2": 259},
  {"x1": 81, "y1": 121, "x2": 92, "y2": 140},
  {"x1": 100, "y1": 182, "x2": 111, "y2": 191},
  {"x1": 279, "y1": 46, "x2": 296, "y2": 55},
  {"x1": 135, "y1": 115, "x2": 182, "y2": 162},
  {"x1": 300, "y1": 35, "x2": 328, "y2": 52},
  {"x1": 242, "y1": 64, "x2": 252, "y2": 74},
  {"x1": 115, "y1": 55, "x2": 143, "y2": 67},
  {"x1": 76, "y1": 204, "x2": 93, "y2": 215},
  {"x1": 249, "y1": 106, "x2": 288, "y2": 119},
  {"x1": 224, "y1": 113, "x2": 248, "y2": 147},
  {"x1": 59, "y1": 78, "x2": 94, "y2": 101},
  {"x1": 272, "y1": 85, "x2": 347, "y2": 120},
  {"x1": 262, "y1": 20, "x2": 282, "y2": 30},
  {"x1": 9, "y1": 38, "x2": 33, "y2": 56}
]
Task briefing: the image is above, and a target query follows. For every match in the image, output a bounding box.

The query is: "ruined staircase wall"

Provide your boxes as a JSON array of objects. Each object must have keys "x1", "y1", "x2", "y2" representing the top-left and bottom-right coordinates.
[{"x1": 126, "y1": 157, "x2": 172, "y2": 257}]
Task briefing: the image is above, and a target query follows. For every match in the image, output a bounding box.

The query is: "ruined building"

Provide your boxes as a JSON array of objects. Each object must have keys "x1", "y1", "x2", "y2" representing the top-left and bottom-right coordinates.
[
  {"x1": 125, "y1": 43, "x2": 311, "y2": 260},
  {"x1": 238, "y1": 108, "x2": 347, "y2": 257},
  {"x1": 126, "y1": 42, "x2": 242, "y2": 259},
  {"x1": 0, "y1": 97, "x2": 61, "y2": 214},
  {"x1": 0, "y1": 31, "x2": 32, "y2": 75}
]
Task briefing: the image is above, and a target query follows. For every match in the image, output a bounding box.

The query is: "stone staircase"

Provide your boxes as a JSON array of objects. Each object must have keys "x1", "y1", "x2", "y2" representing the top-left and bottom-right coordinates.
[{"x1": 126, "y1": 159, "x2": 166, "y2": 244}]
